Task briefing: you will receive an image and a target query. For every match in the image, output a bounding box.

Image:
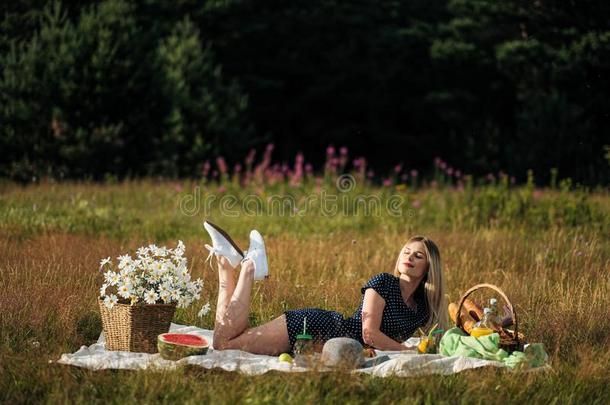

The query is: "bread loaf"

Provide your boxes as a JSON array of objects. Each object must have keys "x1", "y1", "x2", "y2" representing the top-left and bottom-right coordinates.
[
  {"x1": 448, "y1": 302, "x2": 475, "y2": 334},
  {"x1": 448, "y1": 302, "x2": 459, "y2": 323},
  {"x1": 463, "y1": 299, "x2": 484, "y2": 322}
]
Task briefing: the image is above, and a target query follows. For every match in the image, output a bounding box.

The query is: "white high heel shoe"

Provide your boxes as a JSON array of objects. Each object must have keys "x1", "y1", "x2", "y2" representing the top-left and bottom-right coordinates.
[{"x1": 203, "y1": 221, "x2": 244, "y2": 268}]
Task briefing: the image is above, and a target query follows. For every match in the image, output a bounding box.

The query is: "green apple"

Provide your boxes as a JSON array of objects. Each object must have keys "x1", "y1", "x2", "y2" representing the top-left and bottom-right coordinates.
[{"x1": 278, "y1": 353, "x2": 293, "y2": 363}]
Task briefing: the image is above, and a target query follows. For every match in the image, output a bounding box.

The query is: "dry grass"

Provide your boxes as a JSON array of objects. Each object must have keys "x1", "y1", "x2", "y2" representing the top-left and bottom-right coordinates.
[
  {"x1": 1, "y1": 228, "x2": 608, "y2": 360},
  {"x1": 1, "y1": 181, "x2": 609, "y2": 403}
]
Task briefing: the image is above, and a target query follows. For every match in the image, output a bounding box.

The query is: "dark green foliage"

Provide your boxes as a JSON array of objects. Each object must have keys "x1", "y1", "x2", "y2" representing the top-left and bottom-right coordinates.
[
  {"x1": 0, "y1": 0, "x2": 252, "y2": 180},
  {"x1": 0, "y1": 0, "x2": 608, "y2": 184},
  {"x1": 427, "y1": 0, "x2": 610, "y2": 185},
  {"x1": 155, "y1": 18, "x2": 252, "y2": 176}
]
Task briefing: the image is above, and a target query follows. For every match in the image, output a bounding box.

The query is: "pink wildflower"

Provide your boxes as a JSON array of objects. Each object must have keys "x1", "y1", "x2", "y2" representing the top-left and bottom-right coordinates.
[
  {"x1": 202, "y1": 160, "x2": 211, "y2": 177},
  {"x1": 533, "y1": 189, "x2": 543, "y2": 200},
  {"x1": 245, "y1": 149, "x2": 256, "y2": 166},
  {"x1": 216, "y1": 157, "x2": 228, "y2": 175}
]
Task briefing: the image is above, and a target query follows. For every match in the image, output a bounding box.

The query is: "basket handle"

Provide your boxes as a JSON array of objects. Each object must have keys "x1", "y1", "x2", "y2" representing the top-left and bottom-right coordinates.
[{"x1": 455, "y1": 283, "x2": 519, "y2": 344}]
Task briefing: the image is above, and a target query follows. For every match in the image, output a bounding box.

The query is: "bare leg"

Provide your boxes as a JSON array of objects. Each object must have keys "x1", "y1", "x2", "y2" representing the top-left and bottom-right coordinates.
[
  {"x1": 214, "y1": 255, "x2": 236, "y2": 326},
  {"x1": 213, "y1": 258, "x2": 291, "y2": 354},
  {"x1": 213, "y1": 258, "x2": 256, "y2": 347},
  {"x1": 220, "y1": 314, "x2": 291, "y2": 355}
]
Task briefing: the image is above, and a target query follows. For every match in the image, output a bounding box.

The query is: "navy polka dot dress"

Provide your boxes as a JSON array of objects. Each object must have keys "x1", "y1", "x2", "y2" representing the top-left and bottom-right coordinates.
[{"x1": 284, "y1": 273, "x2": 430, "y2": 352}]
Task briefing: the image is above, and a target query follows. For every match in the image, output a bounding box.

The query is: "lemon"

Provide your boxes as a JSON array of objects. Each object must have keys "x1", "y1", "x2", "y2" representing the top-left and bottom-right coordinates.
[
  {"x1": 470, "y1": 327, "x2": 494, "y2": 338},
  {"x1": 417, "y1": 338, "x2": 428, "y2": 354},
  {"x1": 278, "y1": 353, "x2": 293, "y2": 363}
]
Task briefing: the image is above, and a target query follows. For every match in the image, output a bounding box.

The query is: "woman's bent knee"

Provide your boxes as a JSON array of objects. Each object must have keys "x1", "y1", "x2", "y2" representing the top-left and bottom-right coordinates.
[{"x1": 213, "y1": 336, "x2": 233, "y2": 350}]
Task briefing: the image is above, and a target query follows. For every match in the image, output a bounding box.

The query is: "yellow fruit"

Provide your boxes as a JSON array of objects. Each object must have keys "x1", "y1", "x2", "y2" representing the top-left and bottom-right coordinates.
[
  {"x1": 278, "y1": 353, "x2": 293, "y2": 363},
  {"x1": 470, "y1": 327, "x2": 494, "y2": 338},
  {"x1": 418, "y1": 338, "x2": 429, "y2": 354}
]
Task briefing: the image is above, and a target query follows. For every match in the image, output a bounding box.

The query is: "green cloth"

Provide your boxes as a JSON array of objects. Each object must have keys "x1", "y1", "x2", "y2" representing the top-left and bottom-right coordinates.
[
  {"x1": 439, "y1": 328, "x2": 548, "y2": 369},
  {"x1": 439, "y1": 327, "x2": 509, "y2": 362},
  {"x1": 503, "y1": 351, "x2": 528, "y2": 368}
]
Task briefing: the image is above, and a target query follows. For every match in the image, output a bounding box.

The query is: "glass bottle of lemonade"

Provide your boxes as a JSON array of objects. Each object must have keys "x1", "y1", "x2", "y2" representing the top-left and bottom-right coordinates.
[{"x1": 470, "y1": 308, "x2": 495, "y2": 338}]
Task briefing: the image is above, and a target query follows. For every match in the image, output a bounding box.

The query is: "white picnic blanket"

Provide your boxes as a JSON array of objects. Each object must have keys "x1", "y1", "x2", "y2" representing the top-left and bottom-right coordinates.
[{"x1": 56, "y1": 323, "x2": 549, "y2": 376}]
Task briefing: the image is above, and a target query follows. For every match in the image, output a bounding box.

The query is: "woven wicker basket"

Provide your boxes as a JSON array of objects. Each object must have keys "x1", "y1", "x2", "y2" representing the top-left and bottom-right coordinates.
[
  {"x1": 98, "y1": 298, "x2": 176, "y2": 353},
  {"x1": 455, "y1": 283, "x2": 525, "y2": 353}
]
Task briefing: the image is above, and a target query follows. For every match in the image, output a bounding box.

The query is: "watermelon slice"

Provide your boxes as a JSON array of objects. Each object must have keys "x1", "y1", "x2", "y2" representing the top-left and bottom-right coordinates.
[{"x1": 157, "y1": 333, "x2": 209, "y2": 360}]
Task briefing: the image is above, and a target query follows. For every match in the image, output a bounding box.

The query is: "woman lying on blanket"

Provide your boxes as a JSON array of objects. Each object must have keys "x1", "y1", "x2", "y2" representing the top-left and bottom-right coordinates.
[{"x1": 204, "y1": 221, "x2": 448, "y2": 355}]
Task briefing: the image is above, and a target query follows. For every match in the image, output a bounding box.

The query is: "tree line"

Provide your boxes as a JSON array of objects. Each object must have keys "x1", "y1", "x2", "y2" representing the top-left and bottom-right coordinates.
[{"x1": 1, "y1": 0, "x2": 609, "y2": 185}]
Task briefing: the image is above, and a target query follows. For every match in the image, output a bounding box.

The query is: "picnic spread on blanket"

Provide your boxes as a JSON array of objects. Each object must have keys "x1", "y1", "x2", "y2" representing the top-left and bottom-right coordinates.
[
  {"x1": 59, "y1": 242, "x2": 550, "y2": 376},
  {"x1": 57, "y1": 322, "x2": 550, "y2": 376}
]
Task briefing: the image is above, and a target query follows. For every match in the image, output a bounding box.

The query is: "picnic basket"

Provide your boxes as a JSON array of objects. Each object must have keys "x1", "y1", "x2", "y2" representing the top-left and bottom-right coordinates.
[
  {"x1": 98, "y1": 299, "x2": 176, "y2": 353},
  {"x1": 455, "y1": 283, "x2": 525, "y2": 353}
]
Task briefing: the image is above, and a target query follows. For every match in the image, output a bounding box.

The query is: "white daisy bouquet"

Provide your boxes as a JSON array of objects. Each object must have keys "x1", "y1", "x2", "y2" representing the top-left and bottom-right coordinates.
[{"x1": 98, "y1": 240, "x2": 208, "y2": 313}]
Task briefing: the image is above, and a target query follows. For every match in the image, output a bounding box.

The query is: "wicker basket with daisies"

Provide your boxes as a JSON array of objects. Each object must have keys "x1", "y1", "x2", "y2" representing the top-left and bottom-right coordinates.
[{"x1": 98, "y1": 241, "x2": 207, "y2": 353}]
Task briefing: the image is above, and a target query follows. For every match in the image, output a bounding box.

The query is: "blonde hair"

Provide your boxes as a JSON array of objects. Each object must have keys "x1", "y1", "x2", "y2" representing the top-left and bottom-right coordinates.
[{"x1": 394, "y1": 235, "x2": 448, "y2": 332}]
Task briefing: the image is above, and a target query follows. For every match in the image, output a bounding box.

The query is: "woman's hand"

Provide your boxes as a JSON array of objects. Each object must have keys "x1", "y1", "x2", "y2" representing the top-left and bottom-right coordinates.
[{"x1": 401, "y1": 341, "x2": 417, "y2": 351}]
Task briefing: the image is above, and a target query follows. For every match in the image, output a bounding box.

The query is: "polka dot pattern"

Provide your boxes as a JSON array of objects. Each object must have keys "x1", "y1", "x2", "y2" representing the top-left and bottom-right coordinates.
[
  {"x1": 284, "y1": 273, "x2": 429, "y2": 352},
  {"x1": 283, "y1": 308, "x2": 346, "y2": 351},
  {"x1": 346, "y1": 272, "x2": 430, "y2": 344}
]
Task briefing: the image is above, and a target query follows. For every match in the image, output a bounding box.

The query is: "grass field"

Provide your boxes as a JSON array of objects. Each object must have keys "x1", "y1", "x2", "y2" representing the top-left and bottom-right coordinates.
[{"x1": 1, "y1": 179, "x2": 609, "y2": 404}]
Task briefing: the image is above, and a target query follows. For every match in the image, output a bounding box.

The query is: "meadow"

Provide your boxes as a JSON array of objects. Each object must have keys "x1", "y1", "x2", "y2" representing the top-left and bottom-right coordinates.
[{"x1": 1, "y1": 169, "x2": 609, "y2": 403}]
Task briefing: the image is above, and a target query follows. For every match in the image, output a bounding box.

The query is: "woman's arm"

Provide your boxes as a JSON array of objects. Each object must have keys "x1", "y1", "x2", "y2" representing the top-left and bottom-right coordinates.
[{"x1": 361, "y1": 289, "x2": 413, "y2": 351}]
